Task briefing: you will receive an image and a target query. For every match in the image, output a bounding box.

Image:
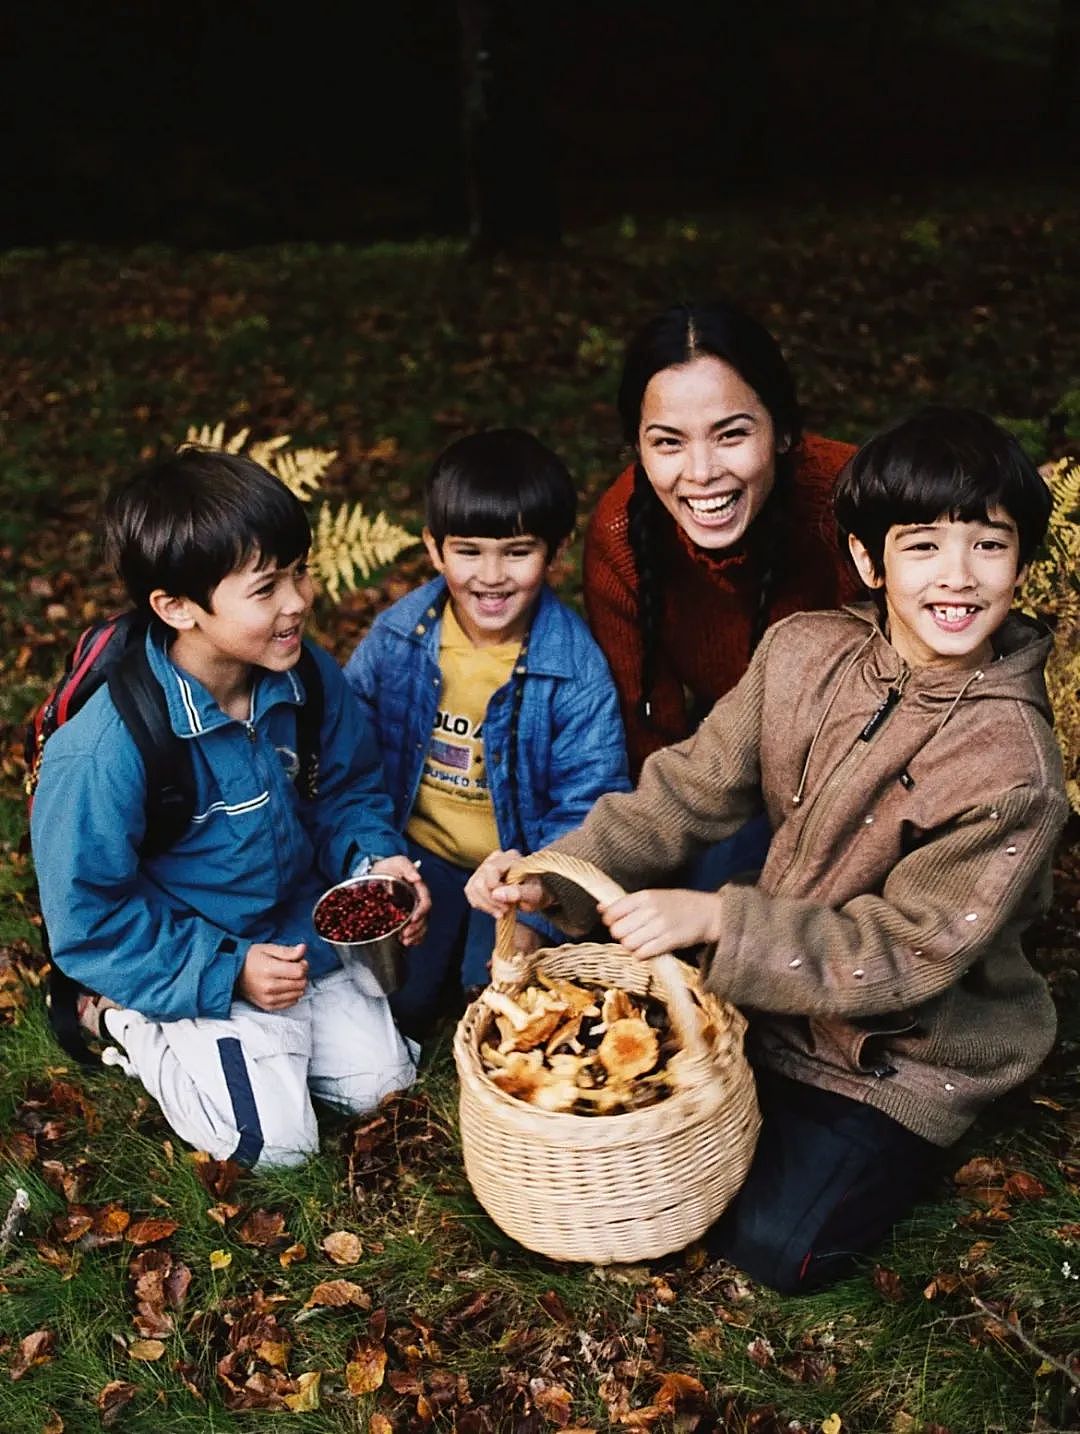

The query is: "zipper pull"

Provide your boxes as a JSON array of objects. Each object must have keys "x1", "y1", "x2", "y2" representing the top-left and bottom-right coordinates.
[
  {"x1": 859, "y1": 686, "x2": 902, "y2": 742},
  {"x1": 244, "y1": 721, "x2": 256, "y2": 744}
]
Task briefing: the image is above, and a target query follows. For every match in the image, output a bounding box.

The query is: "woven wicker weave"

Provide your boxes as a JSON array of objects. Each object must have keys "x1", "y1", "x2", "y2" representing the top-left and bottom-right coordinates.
[{"x1": 453, "y1": 852, "x2": 761, "y2": 1264}]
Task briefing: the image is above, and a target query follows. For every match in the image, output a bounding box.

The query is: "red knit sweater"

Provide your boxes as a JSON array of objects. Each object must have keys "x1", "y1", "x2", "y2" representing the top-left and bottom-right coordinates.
[{"x1": 583, "y1": 435, "x2": 861, "y2": 775}]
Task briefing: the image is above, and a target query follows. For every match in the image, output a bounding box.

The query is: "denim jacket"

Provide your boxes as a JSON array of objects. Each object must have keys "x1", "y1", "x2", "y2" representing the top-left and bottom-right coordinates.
[{"x1": 343, "y1": 578, "x2": 630, "y2": 912}]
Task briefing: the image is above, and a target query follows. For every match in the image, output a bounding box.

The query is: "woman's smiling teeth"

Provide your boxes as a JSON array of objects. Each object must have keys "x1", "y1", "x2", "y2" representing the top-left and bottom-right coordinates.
[{"x1": 684, "y1": 491, "x2": 741, "y2": 518}]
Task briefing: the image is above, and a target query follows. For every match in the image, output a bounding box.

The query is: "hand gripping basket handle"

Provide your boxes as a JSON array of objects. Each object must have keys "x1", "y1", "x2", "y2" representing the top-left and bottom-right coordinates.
[{"x1": 493, "y1": 850, "x2": 710, "y2": 1063}]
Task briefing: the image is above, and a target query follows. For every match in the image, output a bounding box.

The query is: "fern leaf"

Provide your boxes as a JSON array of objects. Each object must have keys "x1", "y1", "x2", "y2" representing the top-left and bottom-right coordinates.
[
  {"x1": 183, "y1": 422, "x2": 249, "y2": 453},
  {"x1": 309, "y1": 501, "x2": 417, "y2": 601}
]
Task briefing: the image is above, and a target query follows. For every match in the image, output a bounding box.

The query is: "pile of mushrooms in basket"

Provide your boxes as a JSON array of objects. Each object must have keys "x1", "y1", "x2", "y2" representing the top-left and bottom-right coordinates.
[{"x1": 477, "y1": 969, "x2": 730, "y2": 1116}]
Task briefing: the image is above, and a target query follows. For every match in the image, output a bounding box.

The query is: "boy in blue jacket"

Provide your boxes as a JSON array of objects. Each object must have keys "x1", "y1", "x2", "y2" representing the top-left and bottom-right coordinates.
[
  {"x1": 31, "y1": 448, "x2": 430, "y2": 1169},
  {"x1": 344, "y1": 429, "x2": 630, "y2": 1034}
]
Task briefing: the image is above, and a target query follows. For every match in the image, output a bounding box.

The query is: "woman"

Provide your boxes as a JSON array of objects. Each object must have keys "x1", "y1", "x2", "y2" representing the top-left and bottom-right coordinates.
[{"x1": 585, "y1": 300, "x2": 860, "y2": 777}]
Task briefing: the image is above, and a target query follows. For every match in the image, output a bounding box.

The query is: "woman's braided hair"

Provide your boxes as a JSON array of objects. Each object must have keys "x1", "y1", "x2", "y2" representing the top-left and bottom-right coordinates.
[{"x1": 618, "y1": 300, "x2": 803, "y2": 728}]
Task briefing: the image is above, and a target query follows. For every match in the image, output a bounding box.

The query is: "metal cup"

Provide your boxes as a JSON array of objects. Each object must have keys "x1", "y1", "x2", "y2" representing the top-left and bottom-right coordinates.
[{"x1": 312, "y1": 873, "x2": 416, "y2": 998}]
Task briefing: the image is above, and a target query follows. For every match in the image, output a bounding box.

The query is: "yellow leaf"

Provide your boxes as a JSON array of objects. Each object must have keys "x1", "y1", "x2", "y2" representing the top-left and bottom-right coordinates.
[
  {"x1": 209, "y1": 1249, "x2": 232, "y2": 1270},
  {"x1": 284, "y1": 1371, "x2": 322, "y2": 1411},
  {"x1": 822, "y1": 1416, "x2": 843, "y2": 1434},
  {"x1": 128, "y1": 1339, "x2": 166, "y2": 1362},
  {"x1": 345, "y1": 1340, "x2": 387, "y2": 1394},
  {"x1": 369, "y1": 1415, "x2": 395, "y2": 1434},
  {"x1": 279, "y1": 1242, "x2": 308, "y2": 1268}
]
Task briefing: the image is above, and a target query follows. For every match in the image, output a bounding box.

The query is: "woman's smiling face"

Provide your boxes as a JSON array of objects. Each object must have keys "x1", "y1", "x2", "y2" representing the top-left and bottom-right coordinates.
[{"x1": 637, "y1": 354, "x2": 786, "y2": 550}]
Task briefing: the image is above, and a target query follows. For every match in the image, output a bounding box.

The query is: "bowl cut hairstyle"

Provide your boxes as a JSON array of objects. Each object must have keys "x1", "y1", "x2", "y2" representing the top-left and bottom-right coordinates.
[
  {"x1": 425, "y1": 428, "x2": 576, "y2": 559},
  {"x1": 834, "y1": 405, "x2": 1053, "y2": 579},
  {"x1": 105, "y1": 448, "x2": 312, "y2": 612}
]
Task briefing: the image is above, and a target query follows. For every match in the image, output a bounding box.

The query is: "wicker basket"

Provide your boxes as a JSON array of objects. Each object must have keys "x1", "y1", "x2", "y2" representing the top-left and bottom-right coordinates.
[{"x1": 453, "y1": 852, "x2": 761, "y2": 1264}]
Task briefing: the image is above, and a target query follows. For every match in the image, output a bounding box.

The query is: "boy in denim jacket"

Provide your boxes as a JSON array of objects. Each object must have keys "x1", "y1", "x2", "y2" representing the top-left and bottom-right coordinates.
[{"x1": 344, "y1": 429, "x2": 630, "y2": 1034}]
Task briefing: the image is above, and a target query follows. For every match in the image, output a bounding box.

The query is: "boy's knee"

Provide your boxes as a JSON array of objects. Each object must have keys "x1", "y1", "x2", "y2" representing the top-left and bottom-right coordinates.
[{"x1": 317, "y1": 1053, "x2": 418, "y2": 1117}]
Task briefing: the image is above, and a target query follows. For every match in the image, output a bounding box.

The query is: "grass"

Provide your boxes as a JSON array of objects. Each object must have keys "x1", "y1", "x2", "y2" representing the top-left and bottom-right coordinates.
[{"x1": 1, "y1": 176, "x2": 1079, "y2": 1432}]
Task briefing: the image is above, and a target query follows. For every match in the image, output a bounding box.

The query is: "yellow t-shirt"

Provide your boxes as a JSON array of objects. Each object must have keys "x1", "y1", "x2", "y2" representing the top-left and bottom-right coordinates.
[{"x1": 406, "y1": 603, "x2": 520, "y2": 869}]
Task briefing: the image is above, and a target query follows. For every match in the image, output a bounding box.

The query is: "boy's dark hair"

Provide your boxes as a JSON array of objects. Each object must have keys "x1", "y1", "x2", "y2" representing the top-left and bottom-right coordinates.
[
  {"x1": 834, "y1": 406, "x2": 1053, "y2": 579},
  {"x1": 618, "y1": 299, "x2": 803, "y2": 723},
  {"x1": 424, "y1": 428, "x2": 576, "y2": 558},
  {"x1": 104, "y1": 448, "x2": 312, "y2": 611}
]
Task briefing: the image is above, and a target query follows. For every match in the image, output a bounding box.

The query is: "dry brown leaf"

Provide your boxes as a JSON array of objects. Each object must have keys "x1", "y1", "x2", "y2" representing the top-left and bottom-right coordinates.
[
  {"x1": 654, "y1": 1372, "x2": 707, "y2": 1412},
  {"x1": 279, "y1": 1242, "x2": 307, "y2": 1268},
  {"x1": 236, "y1": 1209, "x2": 288, "y2": 1247},
  {"x1": 531, "y1": 1378, "x2": 574, "y2": 1426},
  {"x1": 96, "y1": 1381, "x2": 137, "y2": 1427},
  {"x1": 306, "y1": 1279, "x2": 372, "y2": 1309},
  {"x1": 369, "y1": 1414, "x2": 395, "y2": 1434},
  {"x1": 322, "y1": 1230, "x2": 362, "y2": 1264},
  {"x1": 10, "y1": 1328, "x2": 55, "y2": 1379},
  {"x1": 41, "y1": 1410, "x2": 64, "y2": 1434},
  {"x1": 126, "y1": 1218, "x2": 179, "y2": 1245}
]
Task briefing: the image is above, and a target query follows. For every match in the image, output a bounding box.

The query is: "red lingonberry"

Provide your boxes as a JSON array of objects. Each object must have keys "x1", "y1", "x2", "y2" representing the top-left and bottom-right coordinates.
[{"x1": 314, "y1": 883, "x2": 410, "y2": 944}]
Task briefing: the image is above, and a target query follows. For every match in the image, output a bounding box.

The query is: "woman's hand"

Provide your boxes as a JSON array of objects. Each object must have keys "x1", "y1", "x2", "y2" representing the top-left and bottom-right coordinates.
[
  {"x1": 370, "y1": 855, "x2": 431, "y2": 945},
  {"x1": 465, "y1": 849, "x2": 551, "y2": 918},
  {"x1": 598, "y1": 888, "x2": 723, "y2": 959}
]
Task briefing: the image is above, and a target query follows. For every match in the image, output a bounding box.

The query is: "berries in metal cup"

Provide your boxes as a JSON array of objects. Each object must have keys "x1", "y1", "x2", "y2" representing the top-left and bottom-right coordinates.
[{"x1": 313, "y1": 874, "x2": 417, "y2": 997}]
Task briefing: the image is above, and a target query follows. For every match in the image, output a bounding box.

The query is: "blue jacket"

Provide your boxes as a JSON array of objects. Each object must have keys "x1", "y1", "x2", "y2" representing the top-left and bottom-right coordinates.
[
  {"x1": 343, "y1": 577, "x2": 630, "y2": 885},
  {"x1": 30, "y1": 628, "x2": 405, "y2": 1021}
]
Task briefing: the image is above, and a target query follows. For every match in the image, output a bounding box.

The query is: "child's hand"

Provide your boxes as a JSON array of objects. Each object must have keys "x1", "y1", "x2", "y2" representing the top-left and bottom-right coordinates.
[
  {"x1": 598, "y1": 889, "x2": 724, "y2": 960},
  {"x1": 465, "y1": 849, "x2": 550, "y2": 918},
  {"x1": 370, "y1": 855, "x2": 431, "y2": 946},
  {"x1": 239, "y1": 942, "x2": 309, "y2": 1010}
]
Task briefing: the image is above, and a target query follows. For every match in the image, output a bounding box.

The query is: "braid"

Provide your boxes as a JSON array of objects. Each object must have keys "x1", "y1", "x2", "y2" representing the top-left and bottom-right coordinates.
[
  {"x1": 626, "y1": 460, "x2": 665, "y2": 727},
  {"x1": 748, "y1": 447, "x2": 796, "y2": 656}
]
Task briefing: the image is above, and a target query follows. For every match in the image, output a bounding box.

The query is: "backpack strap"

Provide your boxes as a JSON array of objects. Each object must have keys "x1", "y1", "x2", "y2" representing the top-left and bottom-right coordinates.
[
  {"x1": 107, "y1": 639, "x2": 195, "y2": 859},
  {"x1": 293, "y1": 643, "x2": 324, "y2": 801}
]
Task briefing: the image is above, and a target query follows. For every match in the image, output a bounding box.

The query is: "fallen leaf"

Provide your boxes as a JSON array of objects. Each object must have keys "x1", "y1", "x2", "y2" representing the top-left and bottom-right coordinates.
[
  {"x1": 1003, "y1": 1171, "x2": 1047, "y2": 1200},
  {"x1": 206, "y1": 1202, "x2": 241, "y2": 1227},
  {"x1": 322, "y1": 1230, "x2": 362, "y2": 1264},
  {"x1": 209, "y1": 1249, "x2": 232, "y2": 1271},
  {"x1": 531, "y1": 1378, "x2": 574, "y2": 1426},
  {"x1": 126, "y1": 1218, "x2": 179, "y2": 1245},
  {"x1": 822, "y1": 1416, "x2": 842, "y2": 1434},
  {"x1": 41, "y1": 1409, "x2": 64, "y2": 1434},
  {"x1": 654, "y1": 1372, "x2": 707, "y2": 1412},
  {"x1": 96, "y1": 1381, "x2": 137, "y2": 1427},
  {"x1": 305, "y1": 1279, "x2": 371, "y2": 1309},
  {"x1": 345, "y1": 1339, "x2": 387, "y2": 1394},
  {"x1": 953, "y1": 1156, "x2": 1006, "y2": 1187},
  {"x1": 369, "y1": 1415, "x2": 395, "y2": 1434},
  {"x1": 284, "y1": 1371, "x2": 321, "y2": 1411},
  {"x1": 746, "y1": 1336, "x2": 774, "y2": 1369},
  {"x1": 872, "y1": 1265, "x2": 906, "y2": 1302},
  {"x1": 128, "y1": 1339, "x2": 166, "y2": 1361},
  {"x1": 236, "y1": 1209, "x2": 288, "y2": 1247},
  {"x1": 257, "y1": 1341, "x2": 290, "y2": 1369},
  {"x1": 10, "y1": 1328, "x2": 55, "y2": 1379},
  {"x1": 279, "y1": 1242, "x2": 307, "y2": 1268}
]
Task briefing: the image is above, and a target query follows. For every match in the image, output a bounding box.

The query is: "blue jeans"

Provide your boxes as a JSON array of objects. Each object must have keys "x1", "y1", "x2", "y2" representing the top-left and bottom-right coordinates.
[{"x1": 388, "y1": 839, "x2": 495, "y2": 1037}]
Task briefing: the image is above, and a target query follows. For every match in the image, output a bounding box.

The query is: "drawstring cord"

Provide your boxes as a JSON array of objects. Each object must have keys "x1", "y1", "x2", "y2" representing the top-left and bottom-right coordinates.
[{"x1": 791, "y1": 632, "x2": 876, "y2": 807}]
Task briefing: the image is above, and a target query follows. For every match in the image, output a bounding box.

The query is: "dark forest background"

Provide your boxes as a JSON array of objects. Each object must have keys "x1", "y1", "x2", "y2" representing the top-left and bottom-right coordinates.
[{"x1": 2, "y1": 0, "x2": 1077, "y2": 250}]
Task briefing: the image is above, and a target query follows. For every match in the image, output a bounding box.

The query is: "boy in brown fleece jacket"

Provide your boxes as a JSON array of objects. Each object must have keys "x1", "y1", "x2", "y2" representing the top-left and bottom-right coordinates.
[{"x1": 467, "y1": 406, "x2": 1068, "y2": 1293}]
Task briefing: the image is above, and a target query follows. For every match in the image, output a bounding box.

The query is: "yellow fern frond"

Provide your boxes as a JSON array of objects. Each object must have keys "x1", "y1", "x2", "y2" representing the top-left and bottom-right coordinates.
[
  {"x1": 182, "y1": 422, "x2": 249, "y2": 453},
  {"x1": 267, "y1": 446, "x2": 338, "y2": 503},
  {"x1": 247, "y1": 434, "x2": 293, "y2": 467},
  {"x1": 1021, "y1": 457, "x2": 1080, "y2": 813},
  {"x1": 309, "y1": 501, "x2": 418, "y2": 602}
]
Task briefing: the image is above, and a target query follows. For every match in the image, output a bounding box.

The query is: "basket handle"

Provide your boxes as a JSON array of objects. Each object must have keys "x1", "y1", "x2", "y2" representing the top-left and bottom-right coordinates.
[{"x1": 494, "y1": 850, "x2": 709, "y2": 1063}]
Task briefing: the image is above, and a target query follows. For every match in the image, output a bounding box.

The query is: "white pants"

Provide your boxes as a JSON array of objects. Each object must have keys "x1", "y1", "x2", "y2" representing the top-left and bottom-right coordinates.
[{"x1": 102, "y1": 968, "x2": 419, "y2": 1169}]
